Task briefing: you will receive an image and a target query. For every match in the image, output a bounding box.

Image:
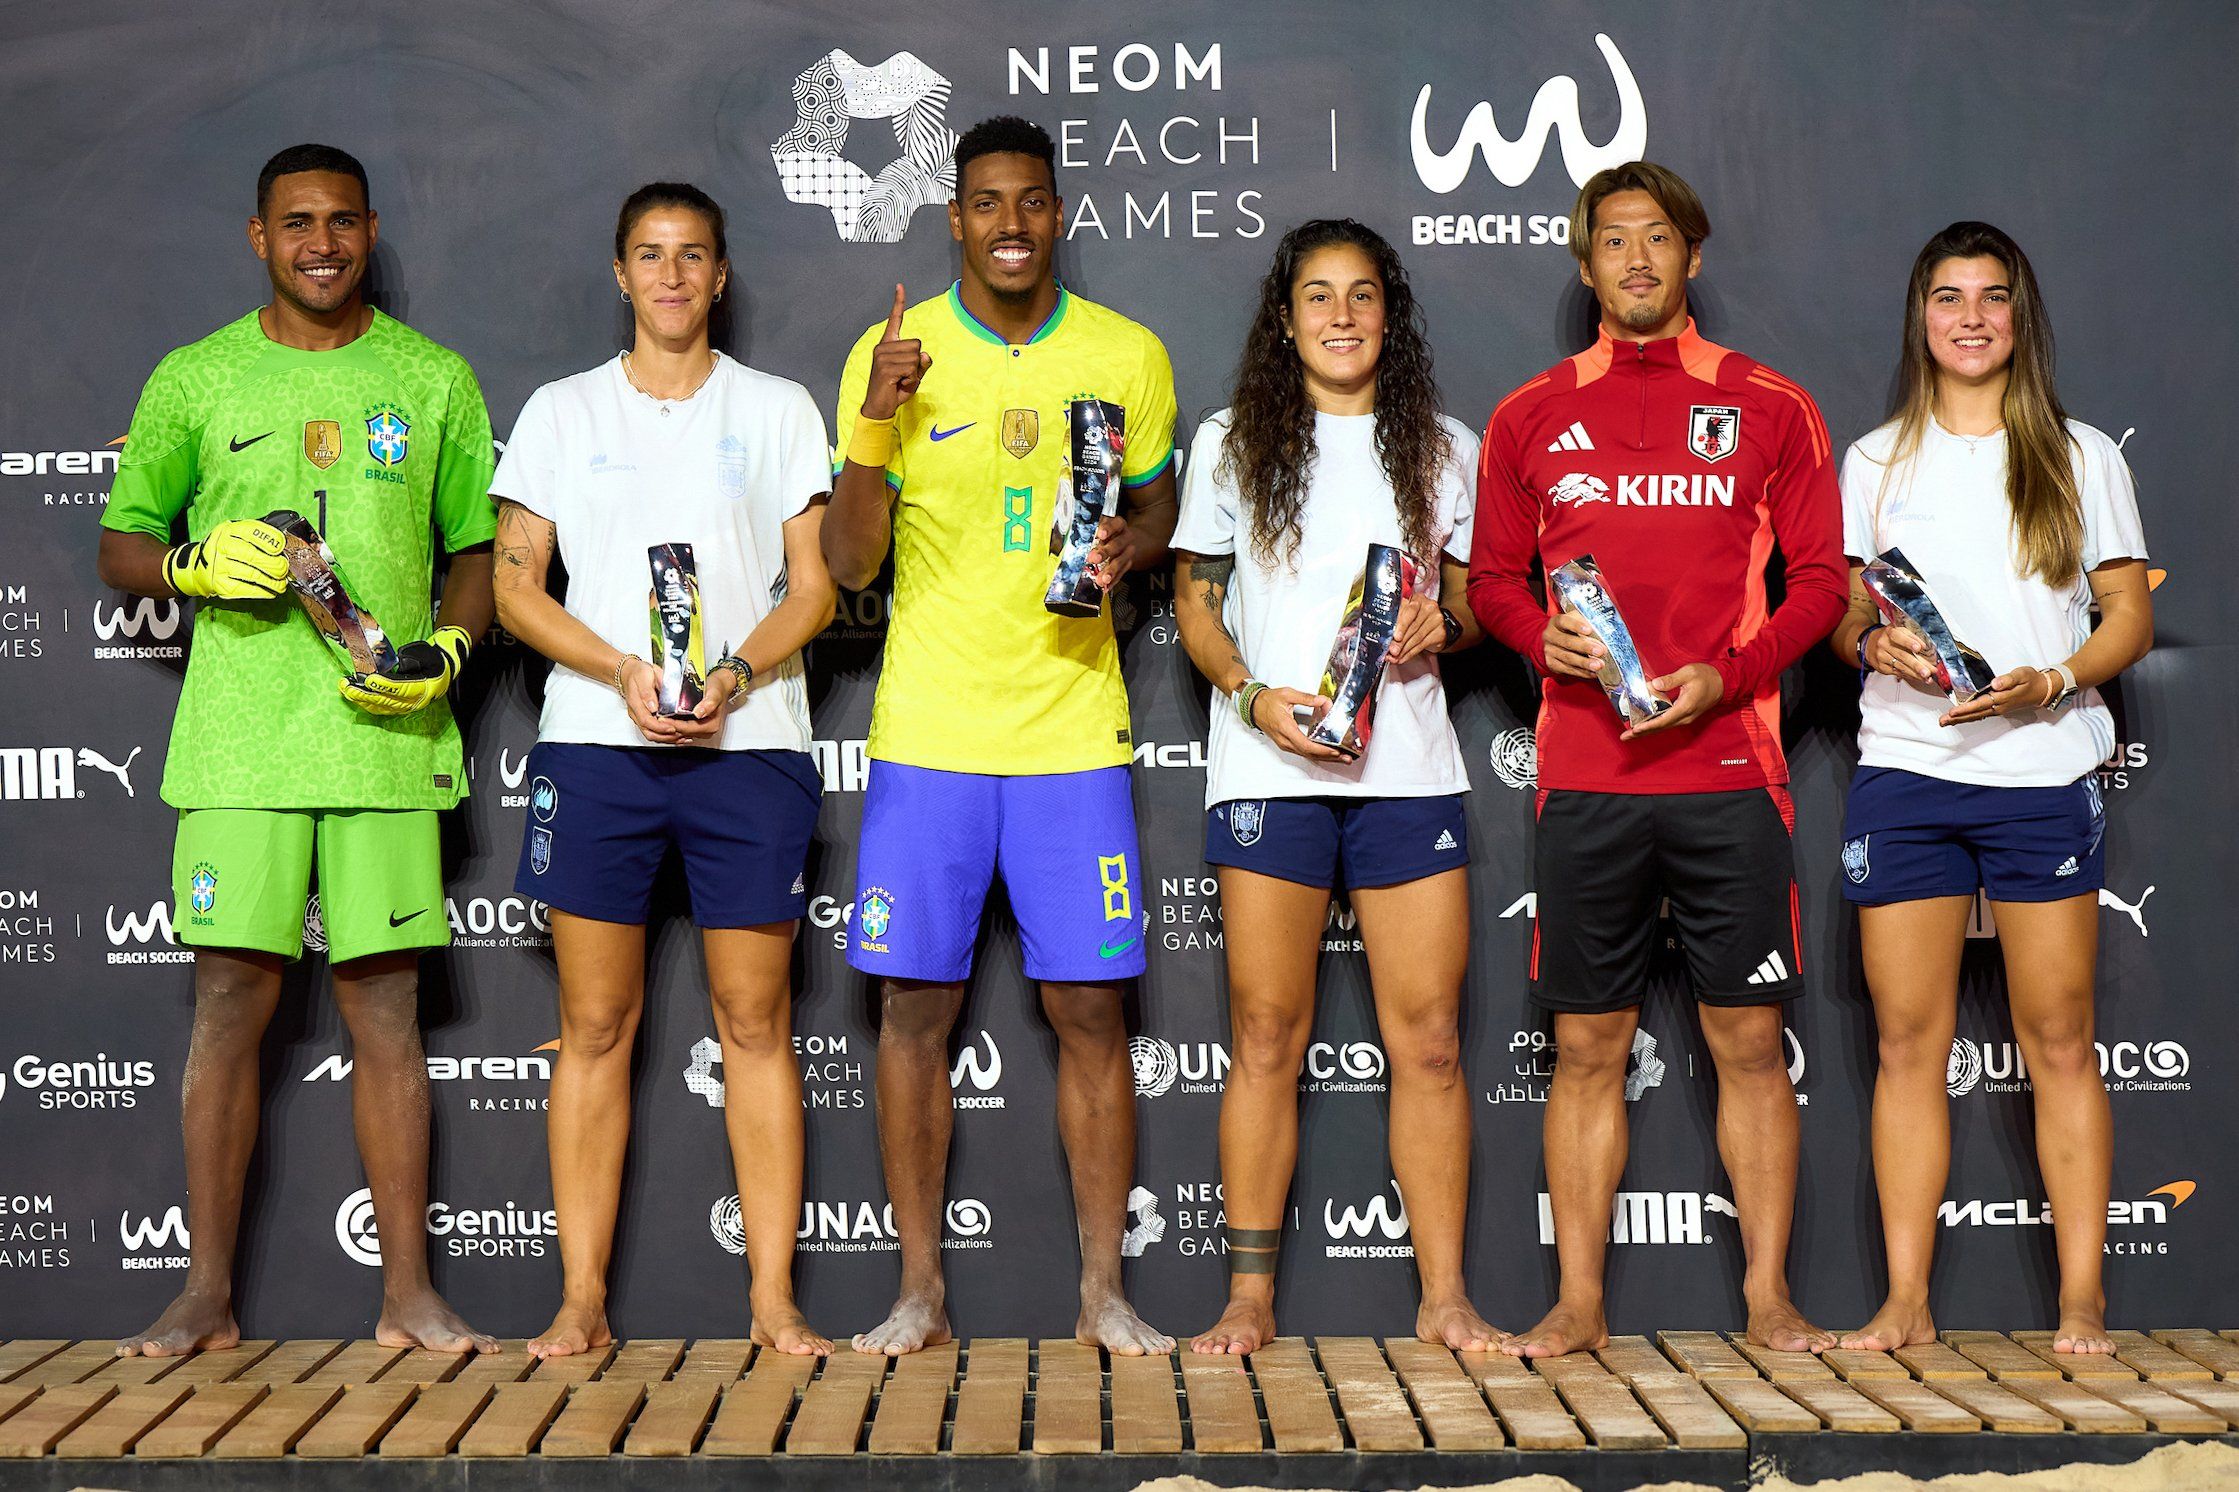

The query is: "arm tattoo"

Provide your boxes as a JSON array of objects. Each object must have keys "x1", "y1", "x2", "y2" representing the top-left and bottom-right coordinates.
[
  {"x1": 494, "y1": 500, "x2": 552, "y2": 574},
  {"x1": 1188, "y1": 554, "x2": 1234, "y2": 614}
]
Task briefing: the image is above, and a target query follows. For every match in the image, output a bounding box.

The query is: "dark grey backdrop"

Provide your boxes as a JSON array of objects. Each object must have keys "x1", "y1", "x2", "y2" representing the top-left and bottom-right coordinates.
[{"x1": 3, "y1": 0, "x2": 2232, "y2": 1342}]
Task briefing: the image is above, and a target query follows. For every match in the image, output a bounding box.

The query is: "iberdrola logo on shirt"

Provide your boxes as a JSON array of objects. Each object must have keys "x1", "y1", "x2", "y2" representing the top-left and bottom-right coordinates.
[{"x1": 364, "y1": 402, "x2": 413, "y2": 477}]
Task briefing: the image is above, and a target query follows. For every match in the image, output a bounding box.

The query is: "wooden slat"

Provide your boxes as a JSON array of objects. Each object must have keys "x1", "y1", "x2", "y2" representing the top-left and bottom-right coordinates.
[
  {"x1": 61, "y1": 1381, "x2": 193, "y2": 1455},
  {"x1": 0, "y1": 1383, "x2": 114, "y2": 1456},
  {"x1": 295, "y1": 1381, "x2": 419, "y2": 1457},
  {"x1": 1384, "y1": 1339, "x2": 1502, "y2": 1451},
  {"x1": 1179, "y1": 1355, "x2": 1262, "y2": 1453},
  {"x1": 541, "y1": 1379, "x2": 647, "y2": 1456},
  {"x1": 1944, "y1": 1331, "x2": 2060, "y2": 1381},
  {"x1": 456, "y1": 1380, "x2": 569, "y2": 1456},
  {"x1": 134, "y1": 1381, "x2": 268, "y2": 1457},
  {"x1": 786, "y1": 1354, "x2": 882, "y2": 1455},
  {"x1": 1929, "y1": 1378, "x2": 2066, "y2": 1433},
  {"x1": 1893, "y1": 1341, "x2": 1989, "y2": 1381},
  {"x1": 1731, "y1": 1337, "x2": 1836, "y2": 1381},
  {"x1": 1779, "y1": 1378, "x2": 1901, "y2": 1431},
  {"x1": 2011, "y1": 1331, "x2": 2141, "y2": 1380},
  {"x1": 299, "y1": 1340, "x2": 410, "y2": 1388},
  {"x1": 0, "y1": 1384, "x2": 38, "y2": 1425},
  {"x1": 381, "y1": 1348, "x2": 471, "y2": 1386},
  {"x1": 623, "y1": 1377, "x2": 723, "y2": 1456},
  {"x1": 1850, "y1": 1376, "x2": 1981, "y2": 1432},
  {"x1": 1313, "y1": 1338, "x2": 1421, "y2": 1452},
  {"x1": 675, "y1": 1339, "x2": 756, "y2": 1380},
  {"x1": 1704, "y1": 1375, "x2": 1822, "y2": 1433},
  {"x1": 700, "y1": 1354, "x2": 814, "y2": 1456},
  {"x1": 1625, "y1": 1370, "x2": 1746, "y2": 1449},
  {"x1": 379, "y1": 1381, "x2": 492, "y2": 1457},
  {"x1": 2156, "y1": 1329, "x2": 2239, "y2": 1379},
  {"x1": 602, "y1": 1339, "x2": 685, "y2": 1383},
  {"x1": 162, "y1": 1342, "x2": 276, "y2": 1386},
  {"x1": 2084, "y1": 1377, "x2": 2230, "y2": 1434},
  {"x1": 529, "y1": 1341, "x2": 617, "y2": 1383},
  {"x1": 211, "y1": 1382, "x2": 344, "y2": 1457},
  {"x1": 2001, "y1": 1376, "x2": 2149, "y2": 1433},
  {"x1": 1250, "y1": 1338, "x2": 1342, "y2": 1453},
  {"x1": 867, "y1": 1344, "x2": 954, "y2": 1456},
  {"x1": 1594, "y1": 1335, "x2": 1674, "y2": 1380},
  {"x1": 1822, "y1": 1348, "x2": 1908, "y2": 1381},
  {"x1": 18, "y1": 1341, "x2": 122, "y2": 1387},
  {"x1": 1456, "y1": 1354, "x2": 1585, "y2": 1449},
  {"x1": 0, "y1": 1342, "x2": 68, "y2": 1383},
  {"x1": 1536, "y1": 1358, "x2": 1665, "y2": 1450},
  {"x1": 1108, "y1": 1352, "x2": 1183, "y2": 1454},
  {"x1": 1030, "y1": 1339, "x2": 1102, "y2": 1454},
  {"x1": 88, "y1": 1351, "x2": 189, "y2": 1385},
  {"x1": 233, "y1": 1339, "x2": 345, "y2": 1386},
  {"x1": 451, "y1": 1344, "x2": 534, "y2": 1386},
  {"x1": 1657, "y1": 1330, "x2": 1758, "y2": 1378},
  {"x1": 2105, "y1": 1330, "x2": 2212, "y2": 1381},
  {"x1": 2164, "y1": 1378, "x2": 2239, "y2": 1426}
]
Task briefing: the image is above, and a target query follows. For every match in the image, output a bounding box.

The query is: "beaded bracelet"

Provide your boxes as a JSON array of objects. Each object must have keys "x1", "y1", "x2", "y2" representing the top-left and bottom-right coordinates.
[{"x1": 1234, "y1": 679, "x2": 1268, "y2": 734}]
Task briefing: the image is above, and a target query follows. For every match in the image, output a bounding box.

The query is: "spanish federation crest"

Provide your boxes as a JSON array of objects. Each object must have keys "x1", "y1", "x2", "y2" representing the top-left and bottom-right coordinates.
[
  {"x1": 529, "y1": 827, "x2": 553, "y2": 875},
  {"x1": 366, "y1": 407, "x2": 411, "y2": 467},
  {"x1": 1842, "y1": 835, "x2": 1870, "y2": 885},
  {"x1": 1229, "y1": 800, "x2": 1266, "y2": 848},
  {"x1": 714, "y1": 435, "x2": 749, "y2": 499},
  {"x1": 1688, "y1": 405, "x2": 1740, "y2": 464},
  {"x1": 303, "y1": 420, "x2": 342, "y2": 470}
]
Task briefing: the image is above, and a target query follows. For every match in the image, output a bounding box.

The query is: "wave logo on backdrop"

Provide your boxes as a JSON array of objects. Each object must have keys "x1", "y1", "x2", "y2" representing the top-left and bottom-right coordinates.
[
  {"x1": 1411, "y1": 34, "x2": 1646, "y2": 193},
  {"x1": 949, "y1": 1030, "x2": 1005, "y2": 1109},
  {"x1": 119, "y1": 1205, "x2": 189, "y2": 1270},
  {"x1": 91, "y1": 597, "x2": 185, "y2": 660},
  {"x1": 773, "y1": 51, "x2": 959, "y2": 243},
  {"x1": 1323, "y1": 1181, "x2": 1412, "y2": 1259}
]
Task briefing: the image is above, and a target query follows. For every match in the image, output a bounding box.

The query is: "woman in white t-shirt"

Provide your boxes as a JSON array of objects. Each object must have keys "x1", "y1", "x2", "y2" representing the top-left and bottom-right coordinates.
[
  {"x1": 1172, "y1": 219, "x2": 1498, "y2": 1357},
  {"x1": 1828, "y1": 222, "x2": 2153, "y2": 1358},
  {"x1": 489, "y1": 183, "x2": 838, "y2": 1359}
]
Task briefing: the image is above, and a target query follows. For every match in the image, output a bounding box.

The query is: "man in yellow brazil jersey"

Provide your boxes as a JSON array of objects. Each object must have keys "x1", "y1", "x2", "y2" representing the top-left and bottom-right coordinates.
[{"x1": 824, "y1": 116, "x2": 1179, "y2": 1355}]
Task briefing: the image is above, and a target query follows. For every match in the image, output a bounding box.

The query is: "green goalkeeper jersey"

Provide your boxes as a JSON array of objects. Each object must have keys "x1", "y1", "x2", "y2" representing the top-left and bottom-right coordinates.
[{"x1": 101, "y1": 308, "x2": 498, "y2": 810}]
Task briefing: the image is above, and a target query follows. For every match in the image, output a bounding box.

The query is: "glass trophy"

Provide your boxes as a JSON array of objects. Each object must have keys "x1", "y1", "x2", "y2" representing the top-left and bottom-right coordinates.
[
  {"x1": 647, "y1": 543, "x2": 708, "y2": 717},
  {"x1": 1550, "y1": 554, "x2": 1673, "y2": 728},
  {"x1": 1861, "y1": 547, "x2": 1997, "y2": 702},
  {"x1": 264, "y1": 504, "x2": 399, "y2": 679},
  {"x1": 1045, "y1": 396, "x2": 1125, "y2": 617},
  {"x1": 1304, "y1": 544, "x2": 1417, "y2": 759}
]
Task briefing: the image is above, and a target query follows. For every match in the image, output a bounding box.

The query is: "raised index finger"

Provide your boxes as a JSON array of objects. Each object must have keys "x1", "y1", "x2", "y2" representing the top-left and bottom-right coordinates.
[{"x1": 885, "y1": 284, "x2": 906, "y2": 340}]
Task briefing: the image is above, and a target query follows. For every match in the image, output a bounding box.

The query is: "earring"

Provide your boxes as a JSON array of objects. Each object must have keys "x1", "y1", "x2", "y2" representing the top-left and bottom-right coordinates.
[
  {"x1": 620, "y1": 290, "x2": 630, "y2": 302},
  {"x1": 714, "y1": 291, "x2": 723, "y2": 303}
]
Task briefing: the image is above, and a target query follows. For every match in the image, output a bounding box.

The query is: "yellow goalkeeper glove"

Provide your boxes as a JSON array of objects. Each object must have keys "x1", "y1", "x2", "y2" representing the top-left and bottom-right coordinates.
[
  {"x1": 163, "y1": 519, "x2": 289, "y2": 599},
  {"x1": 338, "y1": 625, "x2": 471, "y2": 717}
]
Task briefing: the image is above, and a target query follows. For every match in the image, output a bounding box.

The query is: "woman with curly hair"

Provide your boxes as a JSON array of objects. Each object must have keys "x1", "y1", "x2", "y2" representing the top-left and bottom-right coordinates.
[{"x1": 1172, "y1": 219, "x2": 1499, "y2": 1355}]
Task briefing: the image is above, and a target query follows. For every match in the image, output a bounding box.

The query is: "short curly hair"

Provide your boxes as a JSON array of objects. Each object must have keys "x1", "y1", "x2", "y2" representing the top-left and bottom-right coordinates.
[{"x1": 952, "y1": 115, "x2": 1056, "y2": 198}]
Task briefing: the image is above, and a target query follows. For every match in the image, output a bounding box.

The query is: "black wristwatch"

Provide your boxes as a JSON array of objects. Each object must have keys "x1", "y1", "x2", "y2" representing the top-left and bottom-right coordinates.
[{"x1": 1437, "y1": 605, "x2": 1463, "y2": 652}]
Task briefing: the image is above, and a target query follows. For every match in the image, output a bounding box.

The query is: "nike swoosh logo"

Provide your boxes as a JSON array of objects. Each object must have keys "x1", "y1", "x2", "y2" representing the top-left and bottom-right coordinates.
[
  {"x1": 1099, "y1": 934, "x2": 1139, "y2": 959},
  {"x1": 388, "y1": 909, "x2": 427, "y2": 928},
  {"x1": 229, "y1": 431, "x2": 274, "y2": 452},
  {"x1": 928, "y1": 422, "x2": 976, "y2": 442}
]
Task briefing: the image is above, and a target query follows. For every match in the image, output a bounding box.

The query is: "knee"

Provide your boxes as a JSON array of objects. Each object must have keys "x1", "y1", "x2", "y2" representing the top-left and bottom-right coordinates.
[
  {"x1": 1875, "y1": 1018, "x2": 1947, "y2": 1073},
  {"x1": 2018, "y1": 1019, "x2": 2099, "y2": 1082},
  {"x1": 1553, "y1": 1030, "x2": 1636, "y2": 1088},
  {"x1": 878, "y1": 985, "x2": 959, "y2": 1047},
  {"x1": 191, "y1": 978, "x2": 274, "y2": 1047},
  {"x1": 710, "y1": 987, "x2": 791, "y2": 1059},
  {"x1": 1228, "y1": 999, "x2": 1312, "y2": 1080},
  {"x1": 1041, "y1": 989, "x2": 1125, "y2": 1049},
  {"x1": 562, "y1": 1005, "x2": 639, "y2": 1061},
  {"x1": 1384, "y1": 1006, "x2": 1463, "y2": 1086},
  {"x1": 1709, "y1": 1029, "x2": 1789, "y2": 1084}
]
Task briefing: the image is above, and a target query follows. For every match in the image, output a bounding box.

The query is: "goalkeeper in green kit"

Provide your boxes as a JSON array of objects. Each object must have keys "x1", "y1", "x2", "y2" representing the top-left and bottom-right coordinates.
[{"x1": 98, "y1": 145, "x2": 498, "y2": 1355}]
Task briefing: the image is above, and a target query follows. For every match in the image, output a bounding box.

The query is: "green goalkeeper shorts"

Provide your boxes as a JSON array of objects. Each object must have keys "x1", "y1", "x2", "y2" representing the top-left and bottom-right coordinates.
[{"x1": 172, "y1": 808, "x2": 447, "y2": 964}]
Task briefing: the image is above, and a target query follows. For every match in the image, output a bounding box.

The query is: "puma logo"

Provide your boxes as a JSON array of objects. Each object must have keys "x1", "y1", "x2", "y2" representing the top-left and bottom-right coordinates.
[
  {"x1": 75, "y1": 746, "x2": 143, "y2": 797},
  {"x1": 2098, "y1": 884, "x2": 2155, "y2": 937}
]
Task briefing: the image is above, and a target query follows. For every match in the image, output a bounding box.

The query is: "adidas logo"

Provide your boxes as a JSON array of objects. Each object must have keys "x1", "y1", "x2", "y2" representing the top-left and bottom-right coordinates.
[
  {"x1": 790, "y1": 873, "x2": 807, "y2": 896},
  {"x1": 1546, "y1": 421, "x2": 1595, "y2": 453},
  {"x1": 2054, "y1": 856, "x2": 2079, "y2": 878},
  {"x1": 1433, "y1": 829, "x2": 1458, "y2": 851},
  {"x1": 1744, "y1": 950, "x2": 1791, "y2": 987}
]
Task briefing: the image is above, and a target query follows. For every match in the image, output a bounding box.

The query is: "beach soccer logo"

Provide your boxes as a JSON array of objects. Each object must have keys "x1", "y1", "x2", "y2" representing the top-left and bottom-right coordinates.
[{"x1": 772, "y1": 50, "x2": 959, "y2": 243}]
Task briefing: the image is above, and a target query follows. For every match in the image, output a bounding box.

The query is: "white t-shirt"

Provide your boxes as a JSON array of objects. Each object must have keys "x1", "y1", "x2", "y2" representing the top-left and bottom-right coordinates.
[
  {"x1": 1840, "y1": 417, "x2": 2147, "y2": 787},
  {"x1": 491, "y1": 353, "x2": 832, "y2": 752},
  {"x1": 1173, "y1": 408, "x2": 1477, "y2": 807}
]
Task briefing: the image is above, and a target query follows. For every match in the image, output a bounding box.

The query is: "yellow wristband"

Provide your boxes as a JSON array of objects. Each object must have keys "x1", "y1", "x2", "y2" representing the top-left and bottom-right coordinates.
[{"x1": 847, "y1": 417, "x2": 898, "y2": 469}]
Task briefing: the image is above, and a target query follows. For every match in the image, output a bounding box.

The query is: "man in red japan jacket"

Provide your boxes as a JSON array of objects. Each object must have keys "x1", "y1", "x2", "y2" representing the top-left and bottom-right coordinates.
[{"x1": 1469, "y1": 161, "x2": 1846, "y2": 1360}]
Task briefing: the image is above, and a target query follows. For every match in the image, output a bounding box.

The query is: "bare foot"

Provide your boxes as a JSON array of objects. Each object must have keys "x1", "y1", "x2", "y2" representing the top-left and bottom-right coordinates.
[
  {"x1": 1078, "y1": 1293, "x2": 1174, "y2": 1357},
  {"x1": 2053, "y1": 1304, "x2": 2113, "y2": 1355},
  {"x1": 1747, "y1": 1296, "x2": 1836, "y2": 1354},
  {"x1": 528, "y1": 1299, "x2": 610, "y2": 1359},
  {"x1": 1501, "y1": 1300, "x2": 1606, "y2": 1358},
  {"x1": 853, "y1": 1292, "x2": 951, "y2": 1356},
  {"x1": 1839, "y1": 1296, "x2": 1935, "y2": 1352},
  {"x1": 1190, "y1": 1296, "x2": 1275, "y2": 1356},
  {"x1": 1417, "y1": 1294, "x2": 1503, "y2": 1354},
  {"x1": 376, "y1": 1287, "x2": 499, "y2": 1354},
  {"x1": 751, "y1": 1296, "x2": 833, "y2": 1357},
  {"x1": 116, "y1": 1288, "x2": 239, "y2": 1357}
]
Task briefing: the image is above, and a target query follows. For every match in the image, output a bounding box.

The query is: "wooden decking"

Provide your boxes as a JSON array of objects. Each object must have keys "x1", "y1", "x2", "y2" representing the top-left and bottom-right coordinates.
[{"x1": 0, "y1": 1329, "x2": 2233, "y2": 1487}]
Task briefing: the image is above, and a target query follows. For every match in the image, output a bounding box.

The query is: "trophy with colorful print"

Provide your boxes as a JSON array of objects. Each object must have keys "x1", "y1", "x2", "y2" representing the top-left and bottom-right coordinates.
[
  {"x1": 1551, "y1": 554, "x2": 1673, "y2": 728},
  {"x1": 264, "y1": 504, "x2": 399, "y2": 679},
  {"x1": 1305, "y1": 543, "x2": 1417, "y2": 759},
  {"x1": 1045, "y1": 396, "x2": 1126, "y2": 617},
  {"x1": 1861, "y1": 547, "x2": 1997, "y2": 703},
  {"x1": 647, "y1": 543, "x2": 708, "y2": 718}
]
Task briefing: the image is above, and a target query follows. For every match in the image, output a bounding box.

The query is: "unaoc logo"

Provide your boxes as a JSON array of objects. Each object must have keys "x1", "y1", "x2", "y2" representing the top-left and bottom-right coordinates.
[{"x1": 1411, "y1": 35, "x2": 1647, "y2": 193}]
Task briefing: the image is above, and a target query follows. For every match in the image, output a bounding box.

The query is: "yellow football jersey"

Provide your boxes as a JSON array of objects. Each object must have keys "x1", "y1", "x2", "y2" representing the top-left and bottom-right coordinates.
[{"x1": 835, "y1": 283, "x2": 1176, "y2": 775}]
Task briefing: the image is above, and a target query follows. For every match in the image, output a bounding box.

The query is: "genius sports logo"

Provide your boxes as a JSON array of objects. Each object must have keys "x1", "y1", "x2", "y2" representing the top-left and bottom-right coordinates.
[
  {"x1": 335, "y1": 1187, "x2": 557, "y2": 1265},
  {"x1": 772, "y1": 51, "x2": 959, "y2": 242}
]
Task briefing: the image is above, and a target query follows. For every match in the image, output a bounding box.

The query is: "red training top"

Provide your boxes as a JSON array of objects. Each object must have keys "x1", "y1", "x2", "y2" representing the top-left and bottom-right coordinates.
[{"x1": 1467, "y1": 320, "x2": 1845, "y2": 794}]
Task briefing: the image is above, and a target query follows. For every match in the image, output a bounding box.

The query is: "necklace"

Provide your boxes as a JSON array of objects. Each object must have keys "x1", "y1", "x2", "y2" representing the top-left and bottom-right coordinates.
[{"x1": 622, "y1": 349, "x2": 717, "y2": 414}]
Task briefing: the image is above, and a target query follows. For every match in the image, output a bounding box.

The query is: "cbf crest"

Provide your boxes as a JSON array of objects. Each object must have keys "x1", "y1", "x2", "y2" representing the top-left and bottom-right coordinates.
[
  {"x1": 1688, "y1": 405, "x2": 1740, "y2": 464},
  {"x1": 1229, "y1": 800, "x2": 1266, "y2": 848},
  {"x1": 365, "y1": 405, "x2": 411, "y2": 467}
]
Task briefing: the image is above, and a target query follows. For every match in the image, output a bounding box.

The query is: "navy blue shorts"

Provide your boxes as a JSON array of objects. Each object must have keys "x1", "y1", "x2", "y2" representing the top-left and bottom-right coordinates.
[
  {"x1": 847, "y1": 762, "x2": 1146, "y2": 984},
  {"x1": 1205, "y1": 794, "x2": 1469, "y2": 890},
  {"x1": 514, "y1": 742, "x2": 819, "y2": 927},
  {"x1": 1841, "y1": 766, "x2": 2104, "y2": 905}
]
